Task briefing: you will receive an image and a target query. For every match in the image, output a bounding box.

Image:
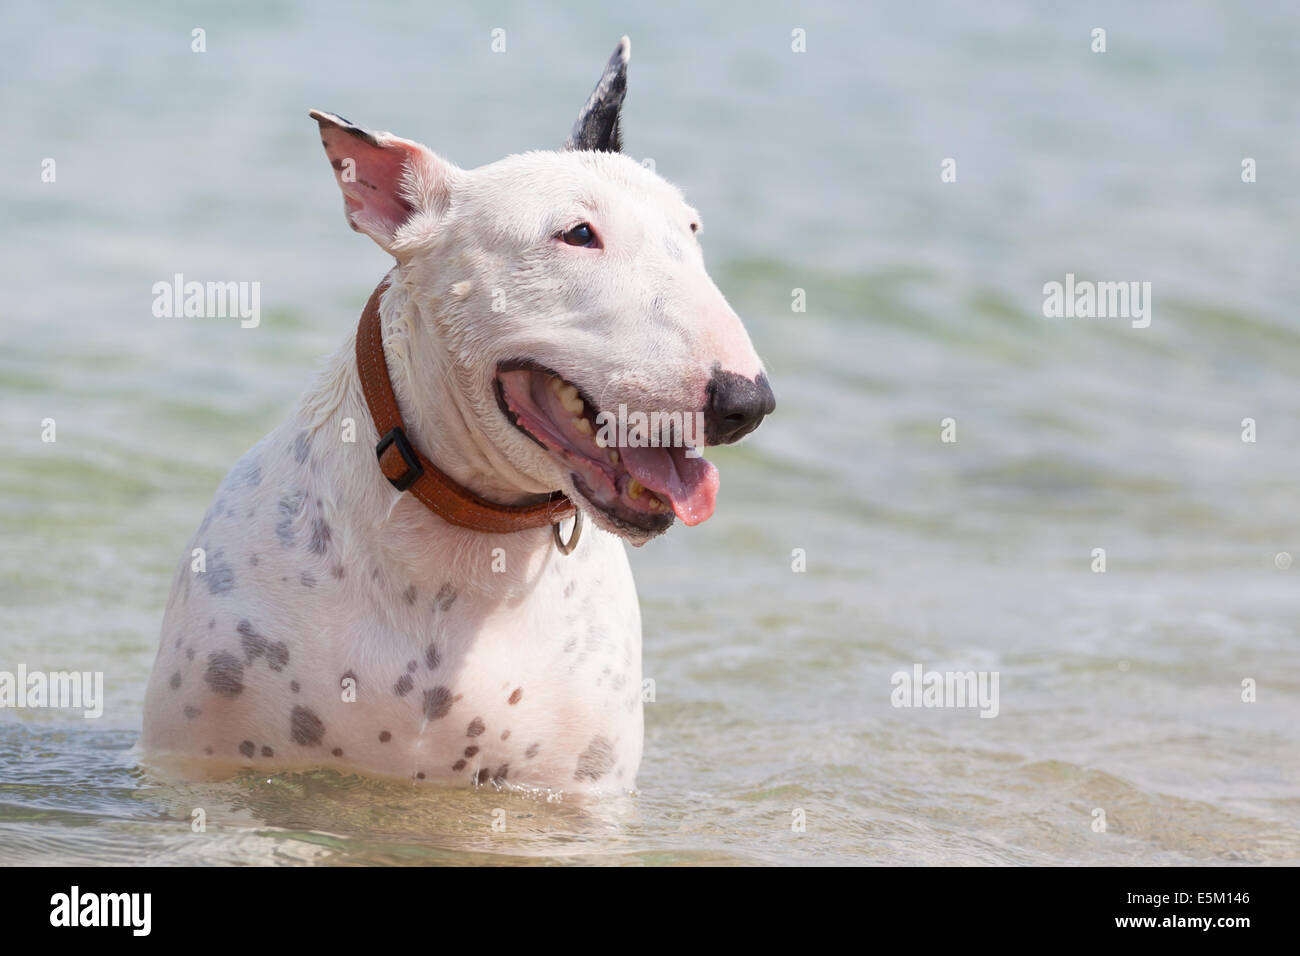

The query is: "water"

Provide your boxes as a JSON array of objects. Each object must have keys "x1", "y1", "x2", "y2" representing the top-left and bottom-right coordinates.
[{"x1": 2, "y1": 0, "x2": 1298, "y2": 865}]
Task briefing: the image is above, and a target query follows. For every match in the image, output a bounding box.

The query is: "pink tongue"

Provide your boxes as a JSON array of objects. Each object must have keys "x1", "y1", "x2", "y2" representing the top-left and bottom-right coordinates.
[{"x1": 620, "y1": 445, "x2": 719, "y2": 526}]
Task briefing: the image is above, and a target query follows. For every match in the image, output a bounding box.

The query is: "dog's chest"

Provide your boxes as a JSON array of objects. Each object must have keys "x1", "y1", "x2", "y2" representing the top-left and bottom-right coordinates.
[
  {"x1": 301, "y1": 550, "x2": 646, "y2": 790},
  {"x1": 146, "y1": 440, "x2": 645, "y2": 792}
]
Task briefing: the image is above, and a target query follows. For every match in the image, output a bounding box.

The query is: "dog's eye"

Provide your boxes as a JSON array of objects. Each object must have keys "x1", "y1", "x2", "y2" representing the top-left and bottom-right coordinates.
[{"x1": 559, "y1": 223, "x2": 598, "y2": 247}]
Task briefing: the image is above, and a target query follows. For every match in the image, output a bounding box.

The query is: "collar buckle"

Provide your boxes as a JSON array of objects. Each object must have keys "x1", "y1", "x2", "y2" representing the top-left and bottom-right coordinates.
[{"x1": 375, "y1": 426, "x2": 424, "y2": 492}]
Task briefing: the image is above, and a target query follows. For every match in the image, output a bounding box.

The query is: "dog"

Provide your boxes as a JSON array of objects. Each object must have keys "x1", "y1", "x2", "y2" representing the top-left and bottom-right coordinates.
[{"x1": 141, "y1": 38, "x2": 774, "y2": 793}]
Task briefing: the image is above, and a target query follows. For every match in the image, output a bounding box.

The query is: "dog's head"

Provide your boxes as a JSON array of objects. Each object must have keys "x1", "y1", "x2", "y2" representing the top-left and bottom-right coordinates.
[{"x1": 310, "y1": 37, "x2": 773, "y2": 545}]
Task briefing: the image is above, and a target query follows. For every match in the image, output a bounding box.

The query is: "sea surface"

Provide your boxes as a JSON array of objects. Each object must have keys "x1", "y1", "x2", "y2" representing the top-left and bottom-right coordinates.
[{"x1": 1, "y1": 1, "x2": 1298, "y2": 865}]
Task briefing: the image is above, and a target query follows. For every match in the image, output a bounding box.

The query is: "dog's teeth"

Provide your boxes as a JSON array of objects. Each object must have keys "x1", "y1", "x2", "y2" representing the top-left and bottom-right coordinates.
[
  {"x1": 574, "y1": 417, "x2": 593, "y2": 435},
  {"x1": 549, "y1": 377, "x2": 564, "y2": 395},
  {"x1": 647, "y1": 497, "x2": 660, "y2": 511},
  {"x1": 627, "y1": 478, "x2": 644, "y2": 500},
  {"x1": 557, "y1": 383, "x2": 584, "y2": 414},
  {"x1": 608, "y1": 450, "x2": 619, "y2": 465}
]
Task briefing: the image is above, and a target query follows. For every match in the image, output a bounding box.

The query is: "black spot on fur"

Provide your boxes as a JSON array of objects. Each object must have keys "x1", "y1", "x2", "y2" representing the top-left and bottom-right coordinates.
[
  {"x1": 262, "y1": 745, "x2": 274, "y2": 758},
  {"x1": 184, "y1": 705, "x2": 201, "y2": 720},
  {"x1": 276, "y1": 491, "x2": 307, "y2": 546},
  {"x1": 500, "y1": 730, "x2": 511, "y2": 741},
  {"x1": 574, "y1": 735, "x2": 616, "y2": 781},
  {"x1": 237, "y1": 620, "x2": 289, "y2": 671},
  {"x1": 424, "y1": 643, "x2": 441, "y2": 669},
  {"x1": 293, "y1": 429, "x2": 311, "y2": 464},
  {"x1": 290, "y1": 680, "x2": 300, "y2": 693},
  {"x1": 423, "y1": 686, "x2": 454, "y2": 720},
  {"x1": 394, "y1": 674, "x2": 414, "y2": 696},
  {"x1": 205, "y1": 550, "x2": 235, "y2": 595},
  {"x1": 476, "y1": 768, "x2": 490, "y2": 785},
  {"x1": 493, "y1": 764, "x2": 509, "y2": 784},
  {"x1": 406, "y1": 660, "x2": 417, "y2": 672},
  {"x1": 239, "y1": 740, "x2": 255, "y2": 758},
  {"x1": 300, "y1": 571, "x2": 316, "y2": 588},
  {"x1": 332, "y1": 747, "x2": 343, "y2": 757},
  {"x1": 466, "y1": 717, "x2": 485, "y2": 737},
  {"x1": 464, "y1": 745, "x2": 479, "y2": 758},
  {"x1": 525, "y1": 742, "x2": 540, "y2": 759},
  {"x1": 403, "y1": 584, "x2": 417, "y2": 605},
  {"x1": 508, "y1": 687, "x2": 522, "y2": 705},
  {"x1": 308, "y1": 516, "x2": 331, "y2": 555},
  {"x1": 452, "y1": 759, "x2": 466, "y2": 771},
  {"x1": 379, "y1": 730, "x2": 392, "y2": 742},
  {"x1": 203, "y1": 651, "x2": 244, "y2": 698},
  {"x1": 169, "y1": 671, "x2": 182, "y2": 690},
  {"x1": 435, "y1": 583, "x2": 457, "y2": 612},
  {"x1": 289, "y1": 706, "x2": 325, "y2": 746}
]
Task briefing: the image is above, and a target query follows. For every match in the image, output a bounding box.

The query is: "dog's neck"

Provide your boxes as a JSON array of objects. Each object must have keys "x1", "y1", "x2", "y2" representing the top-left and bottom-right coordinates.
[
  {"x1": 379, "y1": 279, "x2": 560, "y2": 507},
  {"x1": 294, "y1": 279, "x2": 562, "y2": 590}
]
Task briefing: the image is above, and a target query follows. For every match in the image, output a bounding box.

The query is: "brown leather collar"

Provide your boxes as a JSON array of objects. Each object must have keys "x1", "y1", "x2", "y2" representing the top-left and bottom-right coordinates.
[{"x1": 355, "y1": 277, "x2": 576, "y2": 534}]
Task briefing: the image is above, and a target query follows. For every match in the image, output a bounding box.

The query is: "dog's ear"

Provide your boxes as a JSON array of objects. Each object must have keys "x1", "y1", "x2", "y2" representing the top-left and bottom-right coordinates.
[
  {"x1": 309, "y1": 109, "x2": 455, "y2": 255},
  {"x1": 564, "y1": 36, "x2": 629, "y2": 153}
]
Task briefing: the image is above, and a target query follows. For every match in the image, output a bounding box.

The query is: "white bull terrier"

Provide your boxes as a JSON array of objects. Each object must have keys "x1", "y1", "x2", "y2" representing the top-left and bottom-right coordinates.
[{"x1": 141, "y1": 38, "x2": 774, "y2": 793}]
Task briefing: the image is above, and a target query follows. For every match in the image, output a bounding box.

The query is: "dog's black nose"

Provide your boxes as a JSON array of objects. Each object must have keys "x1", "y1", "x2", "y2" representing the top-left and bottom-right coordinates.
[{"x1": 703, "y1": 367, "x2": 776, "y2": 445}]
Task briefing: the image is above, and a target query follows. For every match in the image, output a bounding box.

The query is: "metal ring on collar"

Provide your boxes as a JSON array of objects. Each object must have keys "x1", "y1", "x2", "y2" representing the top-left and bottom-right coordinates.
[{"x1": 553, "y1": 511, "x2": 583, "y2": 555}]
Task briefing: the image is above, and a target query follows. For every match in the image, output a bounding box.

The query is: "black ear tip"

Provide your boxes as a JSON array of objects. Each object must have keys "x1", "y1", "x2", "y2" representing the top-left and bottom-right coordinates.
[
  {"x1": 564, "y1": 37, "x2": 632, "y2": 152},
  {"x1": 309, "y1": 110, "x2": 381, "y2": 146},
  {"x1": 309, "y1": 109, "x2": 355, "y2": 127}
]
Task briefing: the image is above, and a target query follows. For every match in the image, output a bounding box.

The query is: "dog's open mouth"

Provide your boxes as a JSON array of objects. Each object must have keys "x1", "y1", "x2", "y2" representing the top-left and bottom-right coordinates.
[{"x1": 495, "y1": 362, "x2": 718, "y2": 536}]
